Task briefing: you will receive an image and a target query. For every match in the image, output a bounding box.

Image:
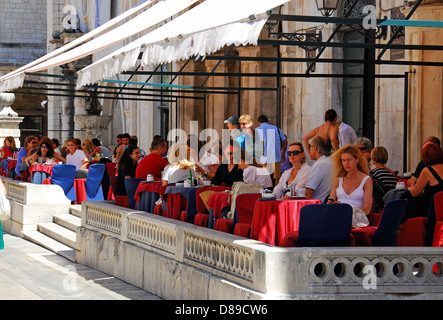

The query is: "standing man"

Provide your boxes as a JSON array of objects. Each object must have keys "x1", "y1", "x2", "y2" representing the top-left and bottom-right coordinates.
[
  {"x1": 305, "y1": 134, "x2": 333, "y2": 202},
  {"x1": 256, "y1": 115, "x2": 287, "y2": 185},
  {"x1": 224, "y1": 116, "x2": 242, "y2": 140},
  {"x1": 336, "y1": 116, "x2": 357, "y2": 148}
]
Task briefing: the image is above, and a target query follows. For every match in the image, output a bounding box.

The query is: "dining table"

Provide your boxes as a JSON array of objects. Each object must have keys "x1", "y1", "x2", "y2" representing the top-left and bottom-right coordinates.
[
  {"x1": 134, "y1": 181, "x2": 163, "y2": 213},
  {"x1": 29, "y1": 163, "x2": 56, "y2": 184},
  {"x1": 162, "y1": 185, "x2": 201, "y2": 222},
  {"x1": 250, "y1": 198, "x2": 322, "y2": 246}
]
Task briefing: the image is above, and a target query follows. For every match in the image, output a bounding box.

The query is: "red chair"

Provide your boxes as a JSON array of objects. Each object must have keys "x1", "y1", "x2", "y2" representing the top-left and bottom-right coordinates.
[
  {"x1": 193, "y1": 186, "x2": 231, "y2": 227},
  {"x1": 396, "y1": 193, "x2": 441, "y2": 247},
  {"x1": 351, "y1": 199, "x2": 407, "y2": 246},
  {"x1": 432, "y1": 192, "x2": 443, "y2": 247},
  {"x1": 153, "y1": 185, "x2": 168, "y2": 216},
  {"x1": 214, "y1": 193, "x2": 260, "y2": 234},
  {"x1": 109, "y1": 176, "x2": 129, "y2": 208},
  {"x1": 233, "y1": 193, "x2": 262, "y2": 238},
  {"x1": 106, "y1": 163, "x2": 117, "y2": 177}
]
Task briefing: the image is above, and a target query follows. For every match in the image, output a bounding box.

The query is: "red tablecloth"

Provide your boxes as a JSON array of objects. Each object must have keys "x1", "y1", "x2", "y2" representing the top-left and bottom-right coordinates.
[
  {"x1": 206, "y1": 192, "x2": 231, "y2": 220},
  {"x1": 7, "y1": 159, "x2": 17, "y2": 172},
  {"x1": 134, "y1": 182, "x2": 163, "y2": 201},
  {"x1": 29, "y1": 164, "x2": 55, "y2": 177},
  {"x1": 250, "y1": 199, "x2": 321, "y2": 246},
  {"x1": 74, "y1": 179, "x2": 87, "y2": 204}
]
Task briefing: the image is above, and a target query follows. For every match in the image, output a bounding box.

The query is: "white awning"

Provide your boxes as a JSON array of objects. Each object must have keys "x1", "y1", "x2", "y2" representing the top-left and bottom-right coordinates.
[
  {"x1": 76, "y1": 0, "x2": 289, "y2": 89},
  {"x1": 0, "y1": 0, "x2": 199, "y2": 92}
]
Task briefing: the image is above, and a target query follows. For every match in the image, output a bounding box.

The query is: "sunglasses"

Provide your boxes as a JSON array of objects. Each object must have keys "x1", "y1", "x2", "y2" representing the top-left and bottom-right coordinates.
[
  {"x1": 240, "y1": 122, "x2": 249, "y2": 126},
  {"x1": 40, "y1": 145, "x2": 48, "y2": 149},
  {"x1": 287, "y1": 150, "x2": 302, "y2": 156},
  {"x1": 358, "y1": 147, "x2": 367, "y2": 151}
]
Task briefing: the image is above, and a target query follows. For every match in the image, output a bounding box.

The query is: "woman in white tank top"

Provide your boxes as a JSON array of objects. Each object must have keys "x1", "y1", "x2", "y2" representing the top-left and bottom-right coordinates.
[{"x1": 328, "y1": 145, "x2": 373, "y2": 227}]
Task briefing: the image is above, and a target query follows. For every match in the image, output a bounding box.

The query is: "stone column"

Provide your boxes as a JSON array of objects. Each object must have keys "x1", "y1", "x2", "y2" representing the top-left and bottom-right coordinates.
[{"x1": 0, "y1": 93, "x2": 24, "y2": 148}]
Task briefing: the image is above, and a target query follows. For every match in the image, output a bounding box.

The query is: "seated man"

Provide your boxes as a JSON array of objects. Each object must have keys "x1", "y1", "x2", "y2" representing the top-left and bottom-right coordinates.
[
  {"x1": 305, "y1": 134, "x2": 333, "y2": 202},
  {"x1": 66, "y1": 139, "x2": 89, "y2": 178},
  {"x1": 135, "y1": 137, "x2": 169, "y2": 180}
]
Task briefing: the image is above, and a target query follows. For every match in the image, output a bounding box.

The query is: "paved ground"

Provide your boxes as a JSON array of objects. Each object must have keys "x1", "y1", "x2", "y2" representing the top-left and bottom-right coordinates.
[{"x1": 0, "y1": 232, "x2": 162, "y2": 300}]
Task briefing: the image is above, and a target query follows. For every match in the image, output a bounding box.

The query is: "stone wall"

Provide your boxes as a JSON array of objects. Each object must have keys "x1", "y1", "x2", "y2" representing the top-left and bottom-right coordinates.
[{"x1": 77, "y1": 201, "x2": 443, "y2": 300}]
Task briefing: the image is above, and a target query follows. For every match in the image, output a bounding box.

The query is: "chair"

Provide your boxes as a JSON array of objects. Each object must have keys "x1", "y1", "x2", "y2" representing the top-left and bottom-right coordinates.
[
  {"x1": 280, "y1": 203, "x2": 353, "y2": 247},
  {"x1": 214, "y1": 193, "x2": 261, "y2": 234},
  {"x1": 84, "y1": 164, "x2": 106, "y2": 202},
  {"x1": 431, "y1": 191, "x2": 443, "y2": 247},
  {"x1": 351, "y1": 199, "x2": 407, "y2": 246},
  {"x1": 397, "y1": 193, "x2": 441, "y2": 247},
  {"x1": 153, "y1": 185, "x2": 168, "y2": 215},
  {"x1": 106, "y1": 162, "x2": 118, "y2": 177},
  {"x1": 124, "y1": 178, "x2": 144, "y2": 209},
  {"x1": 50, "y1": 164, "x2": 77, "y2": 201},
  {"x1": 110, "y1": 176, "x2": 129, "y2": 208},
  {"x1": 233, "y1": 193, "x2": 262, "y2": 238},
  {"x1": 193, "y1": 186, "x2": 231, "y2": 227}
]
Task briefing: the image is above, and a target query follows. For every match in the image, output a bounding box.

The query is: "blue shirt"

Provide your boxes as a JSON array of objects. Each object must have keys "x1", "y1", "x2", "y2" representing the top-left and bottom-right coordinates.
[{"x1": 255, "y1": 122, "x2": 286, "y2": 163}]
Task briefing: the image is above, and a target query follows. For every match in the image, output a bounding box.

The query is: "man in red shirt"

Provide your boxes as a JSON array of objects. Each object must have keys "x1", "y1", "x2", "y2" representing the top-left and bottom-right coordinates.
[{"x1": 135, "y1": 137, "x2": 169, "y2": 180}]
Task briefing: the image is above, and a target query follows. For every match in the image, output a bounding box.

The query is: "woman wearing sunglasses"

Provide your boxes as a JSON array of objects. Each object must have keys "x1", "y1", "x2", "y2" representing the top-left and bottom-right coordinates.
[{"x1": 273, "y1": 142, "x2": 311, "y2": 199}]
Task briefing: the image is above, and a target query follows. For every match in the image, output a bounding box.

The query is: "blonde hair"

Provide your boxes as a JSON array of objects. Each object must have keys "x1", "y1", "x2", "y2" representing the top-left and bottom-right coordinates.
[
  {"x1": 332, "y1": 144, "x2": 369, "y2": 177},
  {"x1": 82, "y1": 139, "x2": 93, "y2": 152},
  {"x1": 239, "y1": 114, "x2": 253, "y2": 124}
]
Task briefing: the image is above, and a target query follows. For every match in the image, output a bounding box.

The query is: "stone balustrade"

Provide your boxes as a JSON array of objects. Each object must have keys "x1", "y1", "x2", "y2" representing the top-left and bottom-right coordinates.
[{"x1": 77, "y1": 201, "x2": 443, "y2": 300}]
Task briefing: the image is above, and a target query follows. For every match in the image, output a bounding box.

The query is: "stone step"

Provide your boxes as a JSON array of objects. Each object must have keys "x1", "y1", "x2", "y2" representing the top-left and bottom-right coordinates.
[
  {"x1": 70, "y1": 204, "x2": 82, "y2": 218},
  {"x1": 37, "y1": 222, "x2": 77, "y2": 250},
  {"x1": 21, "y1": 230, "x2": 76, "y2": 262},
  {"x1": 54, "y1": 213, "x2": 81, "y2": 232}
]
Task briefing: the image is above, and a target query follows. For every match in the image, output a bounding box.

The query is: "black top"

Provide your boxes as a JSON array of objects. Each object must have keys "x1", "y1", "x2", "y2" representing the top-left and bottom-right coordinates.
[
  {"x1": 424, "y1": 166, "x2": 443, "y2": 201},
  {"x1": 117, "y1": 164, "x2": 137, "y2": 195},
  {"x1": 211, "y1": 164, "x2": 243, "y2": 188}
]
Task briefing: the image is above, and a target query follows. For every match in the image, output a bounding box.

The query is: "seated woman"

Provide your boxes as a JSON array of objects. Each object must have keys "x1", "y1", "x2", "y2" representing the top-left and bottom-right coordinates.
[
  {"x1": 211, "y1": 140, "x2": 244, "y2": 188},
  {"x1": 0, "y1": 136, "x2": 18, "y2": 160},
  {"x1": 189, "y1": 137, "x2": 221, "y2": 182},
  {"x1": 369, "y1": 146, "x2": 398, "y2": 212},
  {"x1": 116, "y1": 145, "x2": 141, "y2": 195},
  {"x1": 81, "y1": 139, "x2": 94, "y2": 162},
  {"x1": 237, "y1": 149, "x2": 273, "y2": 189},
  {"x1": 273, "y1": 142, "x2": 311, "y2": 199},
  {"x1": 24, "y1": 140, "x2": 65, "y2": 166},
  {"x1": 162, "y1": 143, "x2": 196, "y2": 186},
  {"x1": 328, "y1": 145, "x2": 373, "y2": 228},
  {"x1": 65, "y1": 139, "x2": 89, "y2": 178},
  {"x1": 403, "y1": 143, "x2": 443, "y2": 222},
  {"x1": 24, "y1": 141, "x2": 65, "y2": 184},
  {"x1": 15, "y1": 136, "x2": 37, "y2": 178}
]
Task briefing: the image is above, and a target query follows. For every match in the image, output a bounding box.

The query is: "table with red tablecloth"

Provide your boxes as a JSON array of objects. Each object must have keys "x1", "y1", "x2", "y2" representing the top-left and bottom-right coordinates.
[
  {"x1": 29, "y1": 164, "x2": 56, "y2": 184},
  {"x1": 250, "y1": 198, "x2": 321, "y2": 246},
  {"x1": 134, "y1": 182, "x2": 163, "y2": 212},
  {"x1": 162, "y1": 186, "x2": 201, "y2": 221}
]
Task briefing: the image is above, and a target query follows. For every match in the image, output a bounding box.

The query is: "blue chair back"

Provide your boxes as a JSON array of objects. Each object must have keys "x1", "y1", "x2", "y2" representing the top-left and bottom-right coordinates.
[
  {"x1": 297, "y1": 203, "x2": 353, "y2": 247},
  {"x1": 372, "y1": 199, "x2": 407, "y2": 246},
  {"x1": 51, "y1": 164, "x2": 77, "y2": 201},
  {"x1": 124, "y1": 178, "x2": 143, "y2": 209},
  {"x1": 85, "y1": 164, "x2": 105, "y2": 201}
]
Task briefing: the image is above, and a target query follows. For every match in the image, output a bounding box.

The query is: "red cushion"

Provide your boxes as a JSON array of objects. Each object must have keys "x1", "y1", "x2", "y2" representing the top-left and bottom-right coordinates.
[
  {"x1": 371, "y1": 213, "x2": 382, "y2": 227},
  {"x1": 180, "y1": 211, "x2": 187, "y2": 222},
  {"x1": 351, "y1": 226, "x2": 377, "y2": 246},
  {"x1": 214, "y1": 219, "x2": 233, "y2": 233},
  {"x1": 153, "y1": 203, "x2": 163, "y2": 215},
  {"x1": 194, "y1": 213, "x2": 209, "y2": 227},
  {"x1": 433, "y1": 221, "x2": 443, "y2": 247},
  {"x1": 397, "y1": 217, "x2": 427, "y2": 246},
  {"x1": 233, "y1": 223, "x2": 251, "y2": 238},
  {"x1": 115, "y1": 195, "x2": 129, "y2": 208},
  {"x1": 280, "y1": 231, "x2": 299, "y2": 247}
]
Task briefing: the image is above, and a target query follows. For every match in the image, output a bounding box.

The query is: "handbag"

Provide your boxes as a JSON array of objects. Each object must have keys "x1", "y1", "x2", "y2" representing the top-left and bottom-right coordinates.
[
  {"x1": 352, "y1": 207, "x2": 369, "y2": 229},
  {"x1": 0, "y1": 192, "x2": 11, "y2": 221}
]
